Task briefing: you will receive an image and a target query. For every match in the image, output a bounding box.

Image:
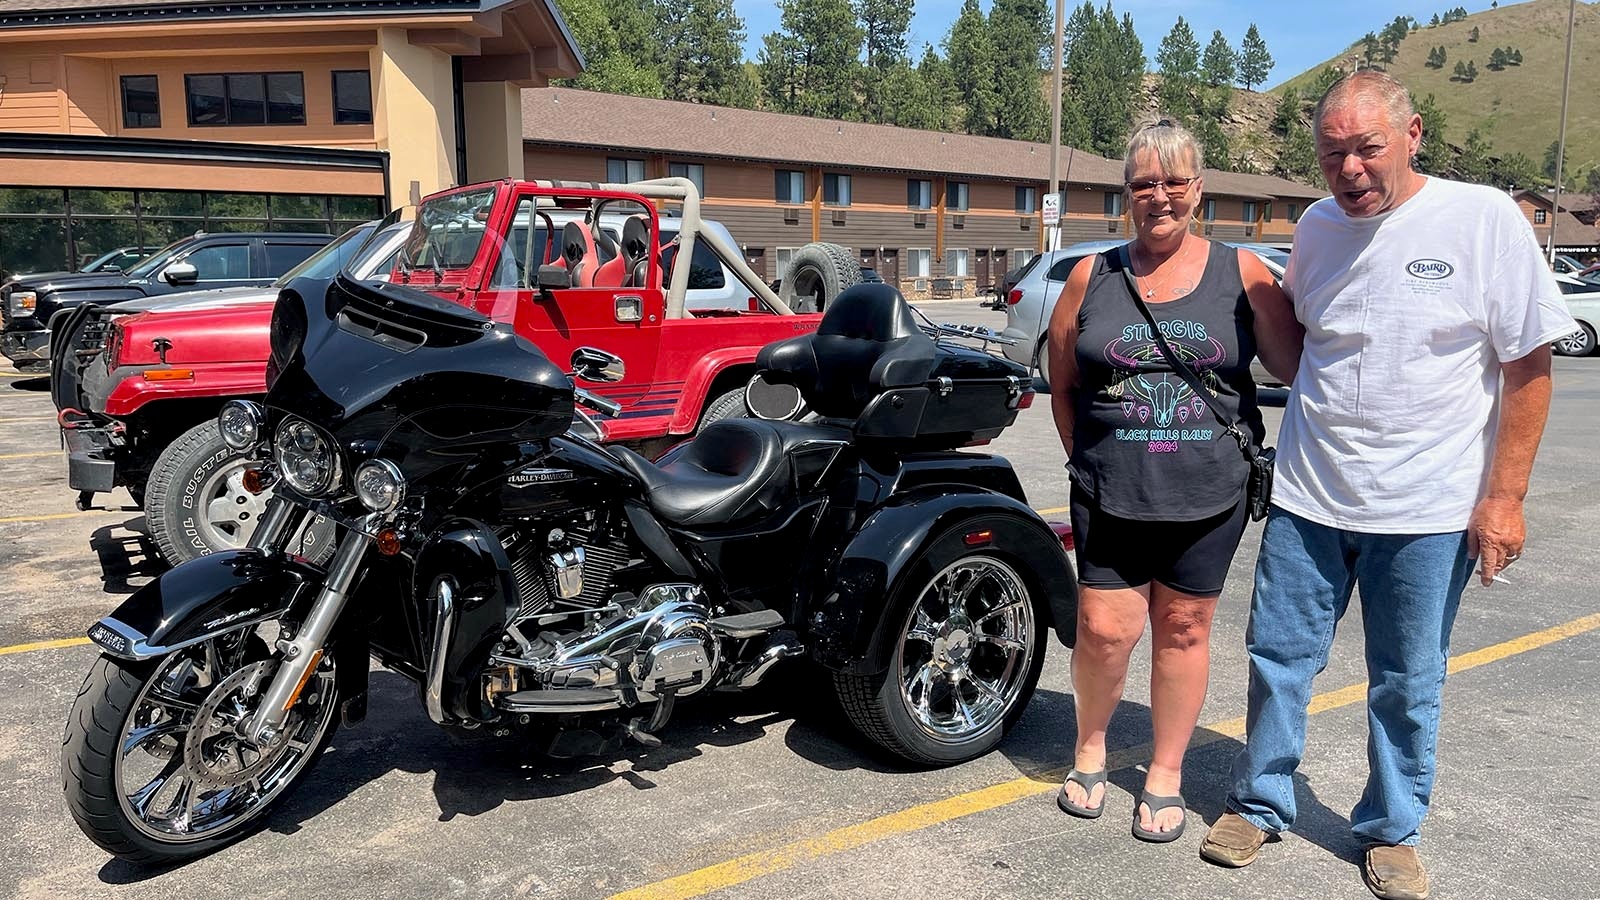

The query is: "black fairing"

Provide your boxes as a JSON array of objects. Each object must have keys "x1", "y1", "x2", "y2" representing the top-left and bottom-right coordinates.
[
  {"x1": 95, "y1": 550, "x2": 320, "y2": 653},
  {"x1": 266, "y1": 275, "x2": 573, "y2": 480}
]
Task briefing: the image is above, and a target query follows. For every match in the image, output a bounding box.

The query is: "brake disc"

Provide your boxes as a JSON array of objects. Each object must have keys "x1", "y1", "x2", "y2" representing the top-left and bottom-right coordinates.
[{"x1": 182, "y1": 660, "x2": 300, "y2": 792}]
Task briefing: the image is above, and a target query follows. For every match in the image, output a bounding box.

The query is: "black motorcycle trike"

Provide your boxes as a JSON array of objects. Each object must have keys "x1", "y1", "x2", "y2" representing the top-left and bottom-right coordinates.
[{"x1": 62, "y1": 276, "x2": 1078, "y2": 863}]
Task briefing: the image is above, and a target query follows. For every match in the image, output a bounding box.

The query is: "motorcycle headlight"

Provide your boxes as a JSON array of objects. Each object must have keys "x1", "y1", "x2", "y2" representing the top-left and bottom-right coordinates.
[
  {"x1": 8, "y1": 290, "x2": 37, "y2": 318},
  {"x1": 354, "y1": 459, "x2": 406, "y2": 514},
  {"x1": 274, "y1": 417, "x2": 341, "y2": 496},
  {"x1": 217, "y1": 400, "x2": 263, "y2": 451}
]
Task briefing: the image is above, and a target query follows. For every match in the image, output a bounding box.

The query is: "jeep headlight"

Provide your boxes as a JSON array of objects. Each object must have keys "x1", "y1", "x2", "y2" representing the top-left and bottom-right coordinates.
[
  {"x1": 217, "y1": 400, "x2": 263, "y2": 451},
  {"x1": 354, "y1": 459, "x2": 406, "y2": 513},
  {"x1": 8, "y1": 290, "x2": 36, "y2": 318},
  {"x1": 274, "y1": 417, "x2": 341, "y2": 496}
]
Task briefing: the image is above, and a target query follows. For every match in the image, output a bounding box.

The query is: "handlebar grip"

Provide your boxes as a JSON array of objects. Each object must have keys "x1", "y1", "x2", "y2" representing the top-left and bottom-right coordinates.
[{"x1": 575, "y1": 387, "x2": 622, "y2": 418}]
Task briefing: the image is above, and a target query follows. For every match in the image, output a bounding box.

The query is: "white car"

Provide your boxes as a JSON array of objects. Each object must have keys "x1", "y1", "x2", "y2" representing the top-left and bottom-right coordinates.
[{"x1": 1554, "y1": 273, "x2": 1600, "y2": 357}]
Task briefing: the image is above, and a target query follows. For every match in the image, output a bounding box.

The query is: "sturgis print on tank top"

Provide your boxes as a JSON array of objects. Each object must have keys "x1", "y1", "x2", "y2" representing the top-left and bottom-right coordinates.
[{"x1": 1102, "y1": 317, "x2": 1224, "y2": 455}]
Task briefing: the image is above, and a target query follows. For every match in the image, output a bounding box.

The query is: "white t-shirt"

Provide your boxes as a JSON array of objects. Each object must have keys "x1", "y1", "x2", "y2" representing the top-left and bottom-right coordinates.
[{"x1": 1275, "y1": 176, "x2": 1576, "y2": 534}]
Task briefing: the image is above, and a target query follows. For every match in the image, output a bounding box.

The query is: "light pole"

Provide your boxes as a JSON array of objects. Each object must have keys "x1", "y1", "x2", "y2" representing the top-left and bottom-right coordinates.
[
  {"x1": 1547, "y1": 0, "x2": 1576, "y2": 263},
  {"x1": 1048, "y1": 0, "x2": 1064, "y2": 252}
]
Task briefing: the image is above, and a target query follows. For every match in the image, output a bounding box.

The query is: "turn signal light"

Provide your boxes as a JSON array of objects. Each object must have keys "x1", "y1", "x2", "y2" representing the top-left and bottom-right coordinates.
[
  {"x1": 375, "y1": 528, "x2": 402, "y2": 556},
  {"x1": 963, "y1": 530, "x2": 993, "y2": 547},
  {"x1": 241, "y1": 467, "x2": 268, "y2": 495},
  {"x1": 143, "y1": 368, "x2": 194, "y2": 382}
]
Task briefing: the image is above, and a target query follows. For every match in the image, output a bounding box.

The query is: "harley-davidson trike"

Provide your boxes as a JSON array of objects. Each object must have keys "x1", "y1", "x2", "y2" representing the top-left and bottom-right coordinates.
[{"x1": 61, "y1": 186, "x2": 1078, "y2": 864}]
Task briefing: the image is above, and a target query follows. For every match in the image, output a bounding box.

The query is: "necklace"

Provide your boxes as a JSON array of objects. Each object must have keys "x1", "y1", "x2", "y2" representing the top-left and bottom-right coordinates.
[{"x1": 1133, "y1": 240, "x2": 1195, "y2": 300}]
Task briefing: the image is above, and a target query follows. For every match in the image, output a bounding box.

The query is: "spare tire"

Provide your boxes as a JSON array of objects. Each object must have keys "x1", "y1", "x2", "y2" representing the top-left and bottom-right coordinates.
[{"x1": 779, "y1": 242, "x2": 861, "y2": 313}]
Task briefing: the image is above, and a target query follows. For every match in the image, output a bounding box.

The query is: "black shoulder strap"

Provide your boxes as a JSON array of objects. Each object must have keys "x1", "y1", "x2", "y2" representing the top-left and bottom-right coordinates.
[{"x1": 1116, "y1": 244, "x2": 1251, "y2": 454}]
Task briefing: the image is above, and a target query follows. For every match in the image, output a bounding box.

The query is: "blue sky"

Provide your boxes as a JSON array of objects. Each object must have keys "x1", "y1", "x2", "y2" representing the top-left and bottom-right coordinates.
[{"x1": 731, "y1": 0, "x2": 1503, "y2": 90}]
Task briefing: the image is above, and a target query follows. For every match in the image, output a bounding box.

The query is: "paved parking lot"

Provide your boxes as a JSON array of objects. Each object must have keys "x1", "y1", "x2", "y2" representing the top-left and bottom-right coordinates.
[{"x1": 3, "y1": 302, "x2": 1598, "y2": 900}]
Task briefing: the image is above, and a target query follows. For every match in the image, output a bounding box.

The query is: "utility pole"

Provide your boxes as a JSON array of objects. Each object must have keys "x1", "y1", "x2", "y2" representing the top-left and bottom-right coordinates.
[
  {"x1": 1048, "y1": 0, "x2": 1065, "y2": 252},
  {"x1": 1547, "y1": 0, "x2": 1576, "y2": 263}
]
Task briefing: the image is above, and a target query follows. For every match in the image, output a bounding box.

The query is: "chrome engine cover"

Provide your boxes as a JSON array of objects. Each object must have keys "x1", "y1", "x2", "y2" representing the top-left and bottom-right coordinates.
[{"x1": 531, "y1": 584, "x2": 721, "y2": 702}]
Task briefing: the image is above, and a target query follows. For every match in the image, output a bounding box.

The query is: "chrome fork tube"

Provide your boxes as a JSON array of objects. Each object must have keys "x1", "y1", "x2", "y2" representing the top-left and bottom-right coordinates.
[
  {"x1": 247, "y1": 496, "x2": 299, "y2": 551},
  {"x1": 243, "y1": 522, "x2": 373, "y2": 743}
]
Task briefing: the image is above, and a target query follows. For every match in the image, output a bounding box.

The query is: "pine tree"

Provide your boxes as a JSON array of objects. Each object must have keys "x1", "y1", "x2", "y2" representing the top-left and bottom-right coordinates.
[
  {"x1": 986, "y1": 0, "x2": 1051, "y2": 141},
  {"x1": 944, "y1": 0, "x2": 997, "y2": 135},
  {"x1": 1061, "y1": 2, "x2": 1146, "y2": 158},
  {"x1": 1493, "y1": 152, "x2": 1541, "y2": 191},
  {"x1": 658, "y1": 0, "x2": 750, "y2": 106},
  {"x1": 1238, "y1": 23, "x2": 1273, "y2": 90},
  {"x1": 1488, "y1": 46, "x2": 1507, "y2": 70},
  {"x1": 1311, "y1": 66, "x2": 1344, "y2": 98},
  {"x1": 856, "y1": 0, "x2": 913, "y2": 70},
  {"x1": 1544, "y1": 140, "x2": 1569, "y2": 183},
  {"x1": 1468, "y1": 25, "x2": 1479, "y2": 42},
  {"x1": 1429, "y1": 13, "x2": 1440, "y2": 27},
  {"x1": 1425, "y1": 46, "x2": 1440, "y2": 68},
  {"x1": 1201, "y1": 29, "x2": 1236, "y2": 87},
  {"x1": 1452, "y1": 59, "x2": 1467, "y2": 80},
  {"x1": 1195, "y1": 112, "x2": 1230, "y2": 170},
  {"x1": 1413, "y1": 93, "x2": 1449, "y2": 174},
  {"x1": 1270, "y1": 86, "x2": 1300, "y2": 136},
  {"x1": 1276, "y1": 121, "x2": 1318, "y2": 181},
  {"x1": 554, "y1": 0, "x2": 665, "y2": 97},
  {"x1": 1157, "y1": 15, "x2": 1201, "y2": 118},
  {"x1": 757, "y1": 0, "x2": 864, "y2": 119},
  {"x1": 1436, "y1": 45, "x2": 1447, "y2": 68},
  {"x1": 1464, "y1": 59, "x2": 1477, "y2": 81},
  {"x1": 1511, "y1": 48, "x2": 1522, "y2": 65},
  {"x1": 1455, "y1": 128, "x2": 1493, "y2": 184},
  {"x1": 1361, "y1": 32, "x2": 1381, "y2": 70}
]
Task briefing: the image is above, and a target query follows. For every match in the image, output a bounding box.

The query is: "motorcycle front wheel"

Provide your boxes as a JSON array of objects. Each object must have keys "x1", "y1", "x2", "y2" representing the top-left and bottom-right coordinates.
[
  {"x1": 834, "y1": 534, "x2": 1047, "y2": 766},
  {"x1": 62, "y1": 626, "x2": 338, "y2": 864}
]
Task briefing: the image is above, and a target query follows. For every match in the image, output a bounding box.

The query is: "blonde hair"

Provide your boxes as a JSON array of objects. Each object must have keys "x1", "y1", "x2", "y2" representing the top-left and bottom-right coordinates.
[{"x1": 1123, "y1": 118, "x2": 1204, "y2": 184}]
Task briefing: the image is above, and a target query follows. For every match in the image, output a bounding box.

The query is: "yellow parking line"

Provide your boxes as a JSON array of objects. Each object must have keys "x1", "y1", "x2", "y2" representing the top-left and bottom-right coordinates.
[
  {"x1": 0, "y1": 417, "x2": 56, "y2": 425},
  {"x1": 0, "y1": 451, "x2": 59, "y2": 460},
  {"x1": 0, "y1": 511, "x2": 109, "y2": 525},
  {"x1": 607, "y1": 610, "x2": 1600, "y2": 900},
  {"x1": 0, "y1": 636, "x2": 91, "y2": 657},
  {"x1": 1034, "y1": 506, "x2": 1068, "y2": 517}
]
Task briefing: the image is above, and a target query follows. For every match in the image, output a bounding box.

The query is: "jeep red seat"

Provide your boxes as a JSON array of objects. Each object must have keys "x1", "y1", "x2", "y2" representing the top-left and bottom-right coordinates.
[
  {"x1": 620, "y1": 215, "x2": 660, "y2": 290},
  {"x1": 555, "y1": 221, "x2": 600, "y2": 287}
]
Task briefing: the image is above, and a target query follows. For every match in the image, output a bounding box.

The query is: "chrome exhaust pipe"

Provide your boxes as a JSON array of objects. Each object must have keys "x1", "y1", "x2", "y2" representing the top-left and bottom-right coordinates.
[{"x1": 722, "y1": 635, "x2": 805, "y2": 690}]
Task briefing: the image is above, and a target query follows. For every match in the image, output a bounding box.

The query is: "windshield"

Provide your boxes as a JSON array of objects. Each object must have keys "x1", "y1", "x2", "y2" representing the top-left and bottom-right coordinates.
[
  {"x1": 274, "y1": 223, "x2": 376, "y2": 286},
  {"x1": 398, "y1": 185, "x2": 500, "y2": 281},
  {"x1": 125, "y1": 238, "x2": 192, "y2": 279},
  {"x1": 81, "y1": 247, "x2": 145, "y2": 272}
]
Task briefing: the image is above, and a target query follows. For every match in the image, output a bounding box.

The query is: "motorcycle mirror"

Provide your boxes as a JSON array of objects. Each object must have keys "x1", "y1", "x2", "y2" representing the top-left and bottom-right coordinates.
[{"x1": 571, "y1": 347, "x2": 625, "y2": 383}]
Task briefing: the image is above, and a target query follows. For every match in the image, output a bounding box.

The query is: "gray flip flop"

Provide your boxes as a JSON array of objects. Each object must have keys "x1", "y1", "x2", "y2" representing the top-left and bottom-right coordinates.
[
  {"x1": 1131, "y1": 790, "x2": 1187, "y2": 843},
  {"x1": 1057, "y1": 769, "x2": 1107, "y2": 819}
]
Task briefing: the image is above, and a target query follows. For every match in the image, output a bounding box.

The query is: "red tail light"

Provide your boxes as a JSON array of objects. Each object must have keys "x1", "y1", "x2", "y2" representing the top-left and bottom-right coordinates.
[
  {"x1": 1016, "y1": 391, "x2": 1035, "y2": 410},
  {"x1": 1048, "y1": 520, "x2": 1075, "y2": 552},
  {"x1": 1007, "y1": 288, "x2": 1024, "y2": 306},
  {"x1": 963, "y1": 530, "x2": 993, "y2": 547}
]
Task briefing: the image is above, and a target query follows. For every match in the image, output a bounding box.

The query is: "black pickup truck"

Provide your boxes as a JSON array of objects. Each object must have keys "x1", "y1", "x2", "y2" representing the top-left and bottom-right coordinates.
[{"x1": 1, "y1": 230, "x2": 330, "y2": 372}]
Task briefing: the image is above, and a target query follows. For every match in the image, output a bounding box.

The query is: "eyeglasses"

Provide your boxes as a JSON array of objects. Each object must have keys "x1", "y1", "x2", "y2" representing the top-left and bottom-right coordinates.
[{"x1": 1126, "y1": 176, "x2": 1197, "y2": 199}]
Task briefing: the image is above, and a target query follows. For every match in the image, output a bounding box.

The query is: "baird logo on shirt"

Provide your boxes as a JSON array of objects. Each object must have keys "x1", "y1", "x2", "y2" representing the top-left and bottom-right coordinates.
[{"x1": 1406, "y1": 259, "x2": 1454, "y2": 280}]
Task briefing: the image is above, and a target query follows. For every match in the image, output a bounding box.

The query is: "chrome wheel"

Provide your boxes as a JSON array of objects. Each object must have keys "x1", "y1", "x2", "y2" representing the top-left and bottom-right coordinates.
[
  {"x1": 896, "y1": 556, "x2": 1035, "y2": 743},
  {"x1": 112, "y1": 630, "x2": 335, "y2": 844},
  {"x1": 1554, "y1": 325, "x2": 1595, "y2": 357}
]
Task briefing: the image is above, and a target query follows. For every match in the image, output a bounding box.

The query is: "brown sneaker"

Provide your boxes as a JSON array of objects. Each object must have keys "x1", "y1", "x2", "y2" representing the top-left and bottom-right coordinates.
[
  {"x1": 1199, "y1": 811, "x2": 1268, "y2": 868},
  {"x1": 1363, "y1": 845, "x2": 1430, "y2": 900}
]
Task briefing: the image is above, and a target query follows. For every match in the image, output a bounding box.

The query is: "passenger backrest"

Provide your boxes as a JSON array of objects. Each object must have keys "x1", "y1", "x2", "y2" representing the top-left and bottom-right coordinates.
[
  {"x1": 560, "y1": 221, "x2": 599, "y2": 287},
  {"x1": 756, "y1": 283, "x2": 937, "y2": 419},
  {"x1": 621, "y1": 215, "x2": 658, "y2": 290}
]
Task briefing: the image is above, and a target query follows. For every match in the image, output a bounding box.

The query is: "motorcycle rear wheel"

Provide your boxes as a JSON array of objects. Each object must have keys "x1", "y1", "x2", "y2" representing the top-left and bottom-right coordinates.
[
  {"x1": 834, "y1": 536, "x2": 1046, "y2": 766},
  {"x1": 62, "y1": 628, "x2": 338, "y2": 864}
]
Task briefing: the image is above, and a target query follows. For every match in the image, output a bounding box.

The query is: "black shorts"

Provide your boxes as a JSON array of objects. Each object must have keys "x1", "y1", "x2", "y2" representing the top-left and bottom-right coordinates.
[{"x1": 1068, "y1": 486, "x2": 1249, "y2": 597}]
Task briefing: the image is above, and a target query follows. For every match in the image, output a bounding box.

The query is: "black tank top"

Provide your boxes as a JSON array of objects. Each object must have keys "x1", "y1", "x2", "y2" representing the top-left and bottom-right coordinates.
[{"x1": 1068, "y1": 242, "x2": 1264, "y2": 520}]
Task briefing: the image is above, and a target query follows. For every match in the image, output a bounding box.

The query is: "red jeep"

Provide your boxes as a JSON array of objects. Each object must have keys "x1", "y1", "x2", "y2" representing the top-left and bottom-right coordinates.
[{"x1": 55, "y1": 177, "x2": 822, "y2": 564}]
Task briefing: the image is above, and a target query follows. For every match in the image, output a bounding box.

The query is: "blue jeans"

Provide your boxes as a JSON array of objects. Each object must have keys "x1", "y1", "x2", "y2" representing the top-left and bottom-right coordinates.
[{"x1": 1226, "y1": 507, "x2": 1473, "y2": 847}]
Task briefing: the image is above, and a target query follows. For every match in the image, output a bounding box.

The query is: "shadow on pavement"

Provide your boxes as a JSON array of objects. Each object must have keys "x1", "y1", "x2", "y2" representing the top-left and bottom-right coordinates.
[
  {"x1": 6, "y1": 376, "x2": 49, "y2": 391},
  {"x1": 89, "y1": 517, "x2": 165, "y2": 594}
]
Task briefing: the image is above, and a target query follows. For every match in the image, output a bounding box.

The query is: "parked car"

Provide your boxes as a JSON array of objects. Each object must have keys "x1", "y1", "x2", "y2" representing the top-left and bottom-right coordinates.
[
  {"x1": 54, "y1": 178, "x2": 825, "y2": 564},
  {"x1": 1553, "y1": 273, "x2": 1600, "y2": 357},
  {"x1": 998, "y1": 239, "x2": 1289, "y2": 384},
  {"x1": 1, "y1": 230, "x2": 332, "y2": 372}
]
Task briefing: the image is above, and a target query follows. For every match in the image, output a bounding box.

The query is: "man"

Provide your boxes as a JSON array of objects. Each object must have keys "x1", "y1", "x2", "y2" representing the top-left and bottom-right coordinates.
[{"x1": 1199, "y1": 71, "x2": 1576, "y2": 900}]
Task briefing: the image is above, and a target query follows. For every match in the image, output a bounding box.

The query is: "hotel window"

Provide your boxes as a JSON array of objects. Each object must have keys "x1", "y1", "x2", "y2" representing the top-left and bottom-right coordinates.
[
  {"x1": 1243, "y1": 201, "x2": 1259, "y2": 222},
  {"x1": 946, "y1": 181, "x2": 969, "y2": 211},
  {"x1": 908, "y1": 179, "x2": 932, "y2": 209},
  {"x1": 1535, "y1": 209, "x2": 1547, "y2": 224},
  {"x1": 823, "y1": 173, "x2": 851, "y2": 207},
  {"x1": 1263, "y1": 202, "x2": 1273, "y2": 222},
  {"x1": 909, "y1": 248, "x2": 931, "y2": 277},
  {"x1": 607, "y1": 157, "x2": 646, "y2": 183},
  {"x1": 120, "y1": 75, "x2": 160, "y2": 129},
  {"x1": 1104, "y1": 192, "x2": 1122, "y2": 216},
  {"x1": 1015, "y1": 186, "x2": 1037, "y2": 214},
  {"x1": 1203, "y1": 199, "x2": 1217, "y2": 221},
  {"x1": 775, "y1": 169, "x2": 805, "y2": 204},
  {"x1": 946, "y1": 248, "x2": 969, "y2": 276},
  {"x1": 332, "y1": 70, "x2": 372, "y2": 125},
  {"x1": 668, "y1": 162, "x2": 705, "y2": 196},
  {"x1": 1288, "y1": 203, "x2": 1301, "y2": 223},
  {"x1": 185, "y1": 73, "x2": 305, "y2": 126},
  {"x1": 1013, "y1": 248, "x2": 1035, "y2": 269}
]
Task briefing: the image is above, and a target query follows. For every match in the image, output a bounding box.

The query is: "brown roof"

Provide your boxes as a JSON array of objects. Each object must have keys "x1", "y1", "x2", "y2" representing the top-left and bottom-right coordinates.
[
  {"x1": 522, "y1": 89, "x2": 1327, "y2": 201},
  {"x1": 1550, "y1": 210, "x2": 1600, "y2": 247}
]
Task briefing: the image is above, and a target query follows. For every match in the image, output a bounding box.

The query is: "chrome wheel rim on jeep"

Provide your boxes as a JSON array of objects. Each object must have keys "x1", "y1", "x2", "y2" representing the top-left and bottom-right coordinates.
[
  {"x1": 114, "y1": 632, "x2": 336, "y2": 842},
  {"x1": 897, "y1": 556, "x2": 1034, "y2": 742},
  {"x1": 198, "y1": 458, "x2": 269, "y2": 549}
]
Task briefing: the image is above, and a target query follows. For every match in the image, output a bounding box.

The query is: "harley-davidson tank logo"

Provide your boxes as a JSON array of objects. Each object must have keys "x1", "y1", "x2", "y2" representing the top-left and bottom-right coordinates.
[{"x1": 507, "y1": 468, "x2": 576, "y2": 488}]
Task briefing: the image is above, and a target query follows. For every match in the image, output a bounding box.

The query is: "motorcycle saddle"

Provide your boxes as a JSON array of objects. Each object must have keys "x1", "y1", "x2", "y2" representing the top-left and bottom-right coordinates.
[{"x1": 609, "y1": 418, "x2": 847, "y2": 528}]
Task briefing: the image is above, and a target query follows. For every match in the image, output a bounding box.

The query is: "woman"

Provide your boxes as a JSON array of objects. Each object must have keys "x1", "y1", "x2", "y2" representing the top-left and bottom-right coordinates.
[{"x1": 1046, "y1": 119, "x2": 1302, "y2": 842}]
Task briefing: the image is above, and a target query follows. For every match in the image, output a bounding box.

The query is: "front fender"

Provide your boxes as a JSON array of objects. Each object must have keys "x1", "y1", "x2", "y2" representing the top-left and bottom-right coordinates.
[
  {"x1": 87, "y1": 549, "x2": 322, "y2": 660},
  {"x1": 811, "y1": 488, "x2": 1077, "y2": 675}
]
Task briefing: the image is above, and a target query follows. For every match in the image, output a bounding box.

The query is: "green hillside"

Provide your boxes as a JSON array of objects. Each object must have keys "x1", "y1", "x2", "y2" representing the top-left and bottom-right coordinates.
[{"x1": 1274, "y1": 0, "x2": 1600, "y2": 178}]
